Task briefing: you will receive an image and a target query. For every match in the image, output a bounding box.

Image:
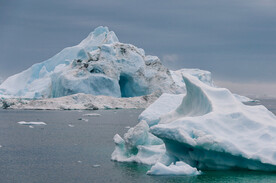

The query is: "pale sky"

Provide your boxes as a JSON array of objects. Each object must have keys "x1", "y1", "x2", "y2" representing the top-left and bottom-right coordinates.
[{"x1": 0, "y1": 0, "x2": 275, "y2": 97}]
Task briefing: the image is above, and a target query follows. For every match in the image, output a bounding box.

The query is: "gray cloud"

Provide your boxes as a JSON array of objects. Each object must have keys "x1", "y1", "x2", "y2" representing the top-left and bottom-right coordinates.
[{"x1": 0, "y1": 0, "x2": 275, "y2": 96}]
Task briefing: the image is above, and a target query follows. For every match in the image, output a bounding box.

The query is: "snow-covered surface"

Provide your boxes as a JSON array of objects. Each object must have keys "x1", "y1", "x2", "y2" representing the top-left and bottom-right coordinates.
[
  {"x1": 138, "y1": 93, "x2": 185, "y2": 127},
  {"x1": 171, "y1": 69, "x2": 214, "y2": 89},
  {"x1": 233, "y1": 93, "x2": 254, "y2": 103},
  {"x1": 17, "y1": 121, "x2": 47, "y2": 125},
  {"x1": 112, "y1": 74, "x2": 276, "y2": 176},
  {"x1": 0, "y1": 26, "x2": 183, "y2": 99},
  {"x1": 147, "y1": 161, "x2": 201, "y2": 176}
]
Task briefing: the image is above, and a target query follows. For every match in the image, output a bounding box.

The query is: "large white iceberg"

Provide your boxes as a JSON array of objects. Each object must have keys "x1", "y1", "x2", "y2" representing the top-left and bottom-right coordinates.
[
  {"x1": 0, "y1": 26, "x2": 184, "y2": 99},
  {"x1": 0, "y1": 26, "x2": 252, "y2": 110},
  {"x1": 112, "y1": 74, "x2": 276, "y2": 175}
]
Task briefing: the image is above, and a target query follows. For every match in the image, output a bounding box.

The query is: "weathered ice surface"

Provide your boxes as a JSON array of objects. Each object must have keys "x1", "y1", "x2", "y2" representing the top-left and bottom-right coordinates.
[
  {"x1": 0, "y1": 93, "x2": 157, "y2": 110},
  {"x1": 112, "y1": 74, "x2": 276, "y2": 175},
  {"x1": 0, "y1": 26, "x2": 183, "y2": 99},
  {"x1": 0, "y1": 26, "x2": 252, "y2": 110}
]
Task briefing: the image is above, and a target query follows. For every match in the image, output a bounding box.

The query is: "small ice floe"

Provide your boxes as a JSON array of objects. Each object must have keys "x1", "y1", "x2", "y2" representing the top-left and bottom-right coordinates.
[
  {"x1": 0, "y1": 145, "x2": 2, "y2": 148},
  {"x1": 18, "y1": 121, "x2": 47, "y2": 126},
  {"x1": 29, "y1": 126, "x2": 34, "y2": 129},
  {"x1": 147, "y1": 161, "x2": 201, "y2": 176},
  {"x1": 125, "y1": 126, "x2": 131, "y2": 129},
  {"x1": 68, "y1": 124, "x2": 75, "y2": 127},
  {"x1": 83, "y1": 113, "x2": 101, "y2": 117},
  {"x1": 77, "y1": 161, "x2": 82, "y2": 163},
  {"x1": 92, "y1": 164, "x2": 101, "y2": 168},
  {"x1": 78, "y1": 118, "x2": 89, "y2": 122}
]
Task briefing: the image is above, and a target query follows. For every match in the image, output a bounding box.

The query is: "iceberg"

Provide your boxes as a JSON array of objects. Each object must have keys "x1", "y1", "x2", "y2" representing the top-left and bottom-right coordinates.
[
  {"x1": 0, "y1": 26, "x2": 184, "y2": 99},
  {"x1": 0, "y1": 26, "x2": 251, "y2": 110},
  {"x1": 111, "y1": 120, "x2": 165, "y2": 165},
  {"x1": 17, "y1": 121, "x2": 47, "y2": 125},
  {"x1": 147, "y1": 161, "x2": 201, "y2": 176},
  {"x1": 83, "y1": 113, "x2": 101, "y2": 117},
  {"x1": 112, "y1": 74, "x2": 276, "y2": 175}
]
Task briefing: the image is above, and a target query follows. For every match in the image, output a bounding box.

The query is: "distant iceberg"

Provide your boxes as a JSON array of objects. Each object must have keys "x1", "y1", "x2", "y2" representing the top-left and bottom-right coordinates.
[
  {"x1": 0, "y1": 26, "x2": 252, "y2": 110},
  {"x1": 17, "y1": 121, "x2": 47, "y2": 125},
  {"x1": 112, "y1": 74, "x2": 276, "y2": 175},
  {"x1": 0, "y1": 26, "x2": 185, "y2": 99}
]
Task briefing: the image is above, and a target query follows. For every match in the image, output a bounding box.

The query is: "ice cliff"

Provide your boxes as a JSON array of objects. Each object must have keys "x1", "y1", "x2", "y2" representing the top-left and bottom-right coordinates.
[
  {"x1": 0, "y1": 26, "x2": 184, "y2": 99},
  {"x1": 112, "y1": 74, "x2": 276, "y2": 175}
]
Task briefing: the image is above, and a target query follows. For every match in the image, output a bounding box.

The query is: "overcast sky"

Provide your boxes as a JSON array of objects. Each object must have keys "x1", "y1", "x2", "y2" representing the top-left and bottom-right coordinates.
[{"x1": 0, "y1": 0, "x2": 275, "y2": 97}]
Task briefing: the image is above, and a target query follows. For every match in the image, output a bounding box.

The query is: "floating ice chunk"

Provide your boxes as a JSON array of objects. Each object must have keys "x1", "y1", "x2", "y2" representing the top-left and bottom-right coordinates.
[
  {"x1": 92, "y1": 164, "x2": 101, "y2": 168},
  {"x1": 83, "y1": 113, "x2": 101, "y2": 117},
  {"x1": 78, "y1": 118, "x2": 89, "y2": 122},
  {"x1": 147, "y1": 161, "x2": 201, "y2": 176},
  {"x1": 149, "y1": 74, "x2": 276, "y2": 171},
  {"x1": 111, "y1": 121, "x2": 165, "y2": 165},
  {"x1": 112, "y1": 72, "x2": 276, "y2": 175},
  {"x1": 68, "y1": 124, "x2": 75, "y2": 127},
  {"x1": 77, "y1": 161, "x2": 82, "y2": 163},
  {"x1": 18, "y1": 121, "x2": 47, "y2": 125}
]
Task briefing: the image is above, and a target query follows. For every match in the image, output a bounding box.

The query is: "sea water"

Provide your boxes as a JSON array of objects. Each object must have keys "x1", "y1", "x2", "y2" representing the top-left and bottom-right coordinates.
[{"x1": 0, "y1": 99, "x2": 276, "y2": 183}]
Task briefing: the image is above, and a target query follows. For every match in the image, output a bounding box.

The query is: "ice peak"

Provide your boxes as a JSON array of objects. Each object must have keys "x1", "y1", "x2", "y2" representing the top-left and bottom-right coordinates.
[
  {"x1": 79, "y1": 26, "x2": 119, "y2": 48},
  {"x1": 92, "y1": 26, "x2": 110, "y2": 37}
]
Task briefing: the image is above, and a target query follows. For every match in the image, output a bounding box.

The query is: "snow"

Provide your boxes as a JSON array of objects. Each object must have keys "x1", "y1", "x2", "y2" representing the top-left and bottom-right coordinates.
[
  {"x1": 17, "y1": 121, "x2": 47, "y2": 125},
  {"x1": 138, "y1": 93, "x2": 185, "y2": 127},
  {"x1": 112, "y1": 73, "x2": 276, "y2": 176},
  {"x1": 233, "y1": 93, "x2": 254, "y2": 103},
  {"x1": 147, "y1": 161, "x2": 201, "y2": 176}
]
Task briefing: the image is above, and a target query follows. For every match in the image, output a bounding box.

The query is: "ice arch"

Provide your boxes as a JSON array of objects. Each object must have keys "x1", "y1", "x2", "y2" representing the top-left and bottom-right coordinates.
[{"x1": 119, "y1": 74, "x2": 149, "y2": 98}]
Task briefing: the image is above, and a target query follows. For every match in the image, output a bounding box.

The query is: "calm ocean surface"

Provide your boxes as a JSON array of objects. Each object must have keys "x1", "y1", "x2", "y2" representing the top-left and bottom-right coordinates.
[{"x1": 0, "y1": 99, "x2": 276, "y2": 183}]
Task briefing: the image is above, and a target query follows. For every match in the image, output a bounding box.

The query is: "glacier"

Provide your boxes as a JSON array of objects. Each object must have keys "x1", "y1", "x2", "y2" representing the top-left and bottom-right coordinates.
[{"x1": 112, "y1": 74, "x2": 276, "y2": 175}]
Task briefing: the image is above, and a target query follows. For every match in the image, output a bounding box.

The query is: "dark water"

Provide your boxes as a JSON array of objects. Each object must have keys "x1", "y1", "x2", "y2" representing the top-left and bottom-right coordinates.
[{"x1": 0, "y1": 99, "x2": 276, "y2": 183}]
